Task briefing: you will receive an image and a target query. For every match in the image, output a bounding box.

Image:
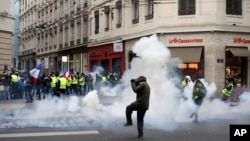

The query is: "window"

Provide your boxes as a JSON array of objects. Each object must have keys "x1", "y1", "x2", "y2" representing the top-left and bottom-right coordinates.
[
  {"x1": 70, "y1": 22, "x2": 75, "y2": 42},
  {"x1": 226, "y1": 0, "x2": 242, "y2": 15},
  {"x1": 59, "y1": 26, "x2": 63, "y2": 44},
  {"x1": 64, "y1": 27, "x2": 68, "y2": 47},
  {"x1": 178, "y1": 0, "x2": 195, "y2": 15},
  {"x1": 104, "y1": 6, "x2": 110, "y2": 31},
  {"x1": 94, "y1": 10, "x2": 99, "y2": 34},
  {"x1": 132, "y1": 0, "x2": 139, "y2": 24},
  {"x1": 145, "y1": 0, "x2": 154, "y2": 20},
  {"x1": 116, "y1": 0, "x2": 122, "y2": 28},
  {"x1": 83, "y1": 19, "x2": 88, "y2": 40},
  {"x1": 77, "y1": 22, "x2": 81, "y2": 40}
]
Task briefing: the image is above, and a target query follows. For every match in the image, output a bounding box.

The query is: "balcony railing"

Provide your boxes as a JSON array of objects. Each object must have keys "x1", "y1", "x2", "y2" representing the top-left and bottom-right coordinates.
[
  {"x1": 76, "y1": 39, "x2": 80, "y2": 45},
  {"x1": 59, "y1": 44, "x2": 62, "y2": 49},
  {"x1": 70, "y1": 40, "x2": 74, "y2": 46},
  {"x1": 83, "y1": 37, "x2": 88, "y2": 43}
]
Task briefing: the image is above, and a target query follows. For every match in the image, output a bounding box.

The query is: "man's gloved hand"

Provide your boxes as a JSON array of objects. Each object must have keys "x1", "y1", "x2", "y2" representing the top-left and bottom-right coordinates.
[{"x1": 131, "y1": 79, "x2": 135, "y2": 83}]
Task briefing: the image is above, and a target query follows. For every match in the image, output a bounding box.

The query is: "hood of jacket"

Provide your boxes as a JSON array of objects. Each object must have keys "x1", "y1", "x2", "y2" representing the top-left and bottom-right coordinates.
[{"x1": 135, "y1": 76, "x2": 147, "y2": 84}]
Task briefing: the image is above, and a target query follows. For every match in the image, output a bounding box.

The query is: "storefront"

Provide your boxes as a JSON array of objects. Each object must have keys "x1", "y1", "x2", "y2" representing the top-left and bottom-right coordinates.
[
  {"x1": 58, "y1": 47, "x2": 88, "y2": 74},
  {"x1": 88, "y1": 42, "x2": 125, "y2": 75},
  {"x1": 125, "y1": 33, "x2": 250, "y2": 97},
  {"x1": 226, "y1": 38, "x2": 250, "y2": 87},
  {"x1": 36, "y1": 53, "x2": 57, "y2": 74},
  {"x1": 165, "y1": 33, "x2": 250, "y2": 96}
]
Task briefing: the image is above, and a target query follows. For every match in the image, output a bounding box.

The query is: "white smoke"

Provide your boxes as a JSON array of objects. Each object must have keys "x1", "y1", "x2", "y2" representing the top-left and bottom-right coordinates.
[{"x1": 1, "y1": 34, "x2": 250, "y2": 131}]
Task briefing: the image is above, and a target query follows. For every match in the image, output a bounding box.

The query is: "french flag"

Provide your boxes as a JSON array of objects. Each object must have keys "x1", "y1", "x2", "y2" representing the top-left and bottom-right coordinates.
[
  {"x1": 64, "y1": 70, "x2": 71, "y2": 78},
  {"x1": 29, "y1": 63, "x2": 43, "y2": 85}
]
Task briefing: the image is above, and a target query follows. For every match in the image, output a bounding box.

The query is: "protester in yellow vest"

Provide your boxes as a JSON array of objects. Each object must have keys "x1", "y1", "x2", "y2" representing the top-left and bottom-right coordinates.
[
  {"x1": 49, "y1": 72, "x2": 58, "y2": 97},
  {"x1": 221, "y1": 78, "x2": 234, "y2": 102},
  {"x1": 10, "y1": 71, "x2": 20, "y2": 98},
  {"x1": 66, "y1": 76, "x2": 72, "y2": 95},
  {"x1": 71, "y1": 73, "x2": 79, "y2": 95},
  {"x1": 190, "y1": 79, "x2": 207, "y2": 123},
  {"x1": 78, "y1": 73, "x2": 85, "y2": 96},
  {"x1": 57, "y1": 73, "x2": 67, "y2": 97}
]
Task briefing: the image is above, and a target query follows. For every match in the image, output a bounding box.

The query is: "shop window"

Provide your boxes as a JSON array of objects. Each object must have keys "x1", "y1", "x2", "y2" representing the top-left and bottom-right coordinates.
[
  {"x1": 101, "y1": 59, "x2": 110, "y2": 75},
  {"x1": 178, "y1": 63, "x2": 203, "y2": 80},
  {"x1": 112, "y1": 58, "x2": 122, "y2": 73},
  {"x1": 91, "y1": 60, "x2": 98, "y2": 72},
  {"x1": 225, "y1": 47, "x2": 248, "y2": 87},
  {"x1": 75, "y1": 54, "x2": 81, "y2": 73}
]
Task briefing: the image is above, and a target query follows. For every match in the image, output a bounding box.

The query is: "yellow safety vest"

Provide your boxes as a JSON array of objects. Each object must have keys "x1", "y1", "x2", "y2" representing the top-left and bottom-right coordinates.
[
  {"x1": 78, "y1": 77, "x2": 85, "y2": 86},
  {"x1": 66, "y1": 77, "x2": 72, "y2": 87},
  {"x1": 182, "y1": 80, "x2": 186, "y2": 87},
  {"x1": 101, "y1": 76, "x2": 107, "y2": 82},
  {"x1": 72, "y1": 76, "x2": 78, "y2": 84},
  {"x1": 51, "y1": 76, "x2": 57, "y2": 88},
  {"x1": 222, "y1": 83, "x2": 233, "y2": 96},
  {"x1": 58, "y1": 77, "x2": 67, "y2": 89},
  {"x1": 11, "y1": 74, "x2": 19, "y2": 82}
]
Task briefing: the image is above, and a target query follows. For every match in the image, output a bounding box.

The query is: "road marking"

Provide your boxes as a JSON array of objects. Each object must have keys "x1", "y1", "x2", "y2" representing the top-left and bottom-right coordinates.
[{"x1": 0, "y1": 130, "x2": 99, "y2": 138}]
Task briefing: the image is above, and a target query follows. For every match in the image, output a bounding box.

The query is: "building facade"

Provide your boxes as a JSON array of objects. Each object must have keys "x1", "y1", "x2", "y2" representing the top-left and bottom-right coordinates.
[
  {"x1": 11, "y1": 0, "x2": 20, "y2": 69},
  {"x1": 88, "y1": 0, "x2": 250, "y2": 95},
  {"x1": 0, "y1": 0, "x2": 14, "y2": 73},
  {"x1": 19, "y1": 0, "x2": 250, "y2": 96},
  {"x1": 19, "y1": 0, "x2": 37, "y2": 71}
]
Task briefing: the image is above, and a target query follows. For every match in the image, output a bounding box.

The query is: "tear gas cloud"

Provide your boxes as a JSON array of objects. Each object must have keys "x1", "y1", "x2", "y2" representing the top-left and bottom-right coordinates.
[{"x1": 1, "y1": 34, "x2": 250, "y2": 131}]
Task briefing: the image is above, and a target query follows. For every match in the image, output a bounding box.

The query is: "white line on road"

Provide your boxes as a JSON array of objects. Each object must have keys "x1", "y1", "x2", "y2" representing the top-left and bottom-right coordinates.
[{"x1": 0, "y1": 130, "x2": 99, "y2": 138}]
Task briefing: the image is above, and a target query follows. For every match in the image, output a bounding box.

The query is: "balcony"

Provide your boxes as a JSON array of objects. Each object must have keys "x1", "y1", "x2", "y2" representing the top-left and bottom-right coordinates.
[
  {"x1": 65, "y1": 42, "x2": 68, "y2": 47},
  {"x1": 70, "y1": 40, "x2": 74, "y2": 46},
  {"x1": 105, "y1": 27, "x2": 109, "y2": 32},
  {"x1": 59, "y1": 44, "x2": 62, "y2": 49},
  {"x1": 76, "y1": 39, "x2": 80, "y2": 45},
  {"x1": 83, "y1": 37, "x2": 88, "y2": 43},
  {"x1": 145, "y1": 14, "x2": 153, "y2": 20},
  {"x1": 132, "y1": 18, "x2": 139, "y2": 24},
  {"x1": 116, "y1": 23, "x2": 121, "y2": 28},
  {"x1": 77, "y1": 7, "x2": 81, "y2": 12}
]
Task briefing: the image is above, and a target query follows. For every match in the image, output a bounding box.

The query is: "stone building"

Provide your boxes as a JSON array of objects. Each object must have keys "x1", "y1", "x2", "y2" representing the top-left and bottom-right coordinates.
[
  {"x1": 19, "y1": 0, "x2": 250, "y2": 96},
  {"x1": 0, "y1": 0, "x2": 14, "y2": 73}
]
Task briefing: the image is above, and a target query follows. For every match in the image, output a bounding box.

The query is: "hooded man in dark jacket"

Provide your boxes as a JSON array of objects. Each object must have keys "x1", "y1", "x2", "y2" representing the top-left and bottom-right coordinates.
[{"x1": 124, "y1": 76, "x2": 150, "y2": 139}]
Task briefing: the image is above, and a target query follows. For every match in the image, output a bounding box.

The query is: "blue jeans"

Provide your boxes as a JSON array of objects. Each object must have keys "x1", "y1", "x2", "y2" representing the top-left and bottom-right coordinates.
[{"x1": 24, "y1": 85, "x2": 33, "y2": 102}]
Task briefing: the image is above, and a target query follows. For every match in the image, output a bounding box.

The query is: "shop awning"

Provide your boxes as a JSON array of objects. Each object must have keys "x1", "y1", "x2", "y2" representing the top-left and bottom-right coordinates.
[
  {"x1": 228, "y1": 47, "x2": 250, "y2": 57},
  {"x1": 169, "y1": 47, "x2": 202, "y2": 63}
]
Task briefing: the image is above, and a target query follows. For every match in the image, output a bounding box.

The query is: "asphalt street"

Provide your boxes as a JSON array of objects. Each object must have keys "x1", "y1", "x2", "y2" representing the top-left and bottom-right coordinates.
[{"x1": 0, "y1": 97, "x2": 249, "y2": 141}]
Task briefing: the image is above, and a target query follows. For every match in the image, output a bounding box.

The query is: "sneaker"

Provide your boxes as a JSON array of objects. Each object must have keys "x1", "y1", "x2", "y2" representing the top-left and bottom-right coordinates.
[{"x1": 123, "y1": 123, "x2": 133, "y2": 127}]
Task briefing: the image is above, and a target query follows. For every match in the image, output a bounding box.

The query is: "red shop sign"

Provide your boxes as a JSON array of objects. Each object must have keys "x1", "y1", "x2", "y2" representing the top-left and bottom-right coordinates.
[
  {"x1": 169, "y1": 37, "x2": 203, "y2": 44},
  {"x1": 234, "y1": 37, "x2": 250, "y2": 44}
]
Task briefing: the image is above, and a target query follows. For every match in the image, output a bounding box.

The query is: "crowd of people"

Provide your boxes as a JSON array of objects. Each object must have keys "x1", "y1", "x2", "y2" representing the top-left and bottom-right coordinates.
[
  {"x1": 0, "y1": 68, "x2": 122, "y2": 102},
  {"x1": 180, "y1": 74, "x2": 249, "y2": 123}
]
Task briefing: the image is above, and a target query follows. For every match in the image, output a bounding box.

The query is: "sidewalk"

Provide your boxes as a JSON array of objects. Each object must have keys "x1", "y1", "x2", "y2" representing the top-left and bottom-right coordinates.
[
  {"x1": 0, "y1": 99, "x2": 30, "y2": 114},
  {"x1": 0, "y1": 94, "x2": 117, "y2": 114}
]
